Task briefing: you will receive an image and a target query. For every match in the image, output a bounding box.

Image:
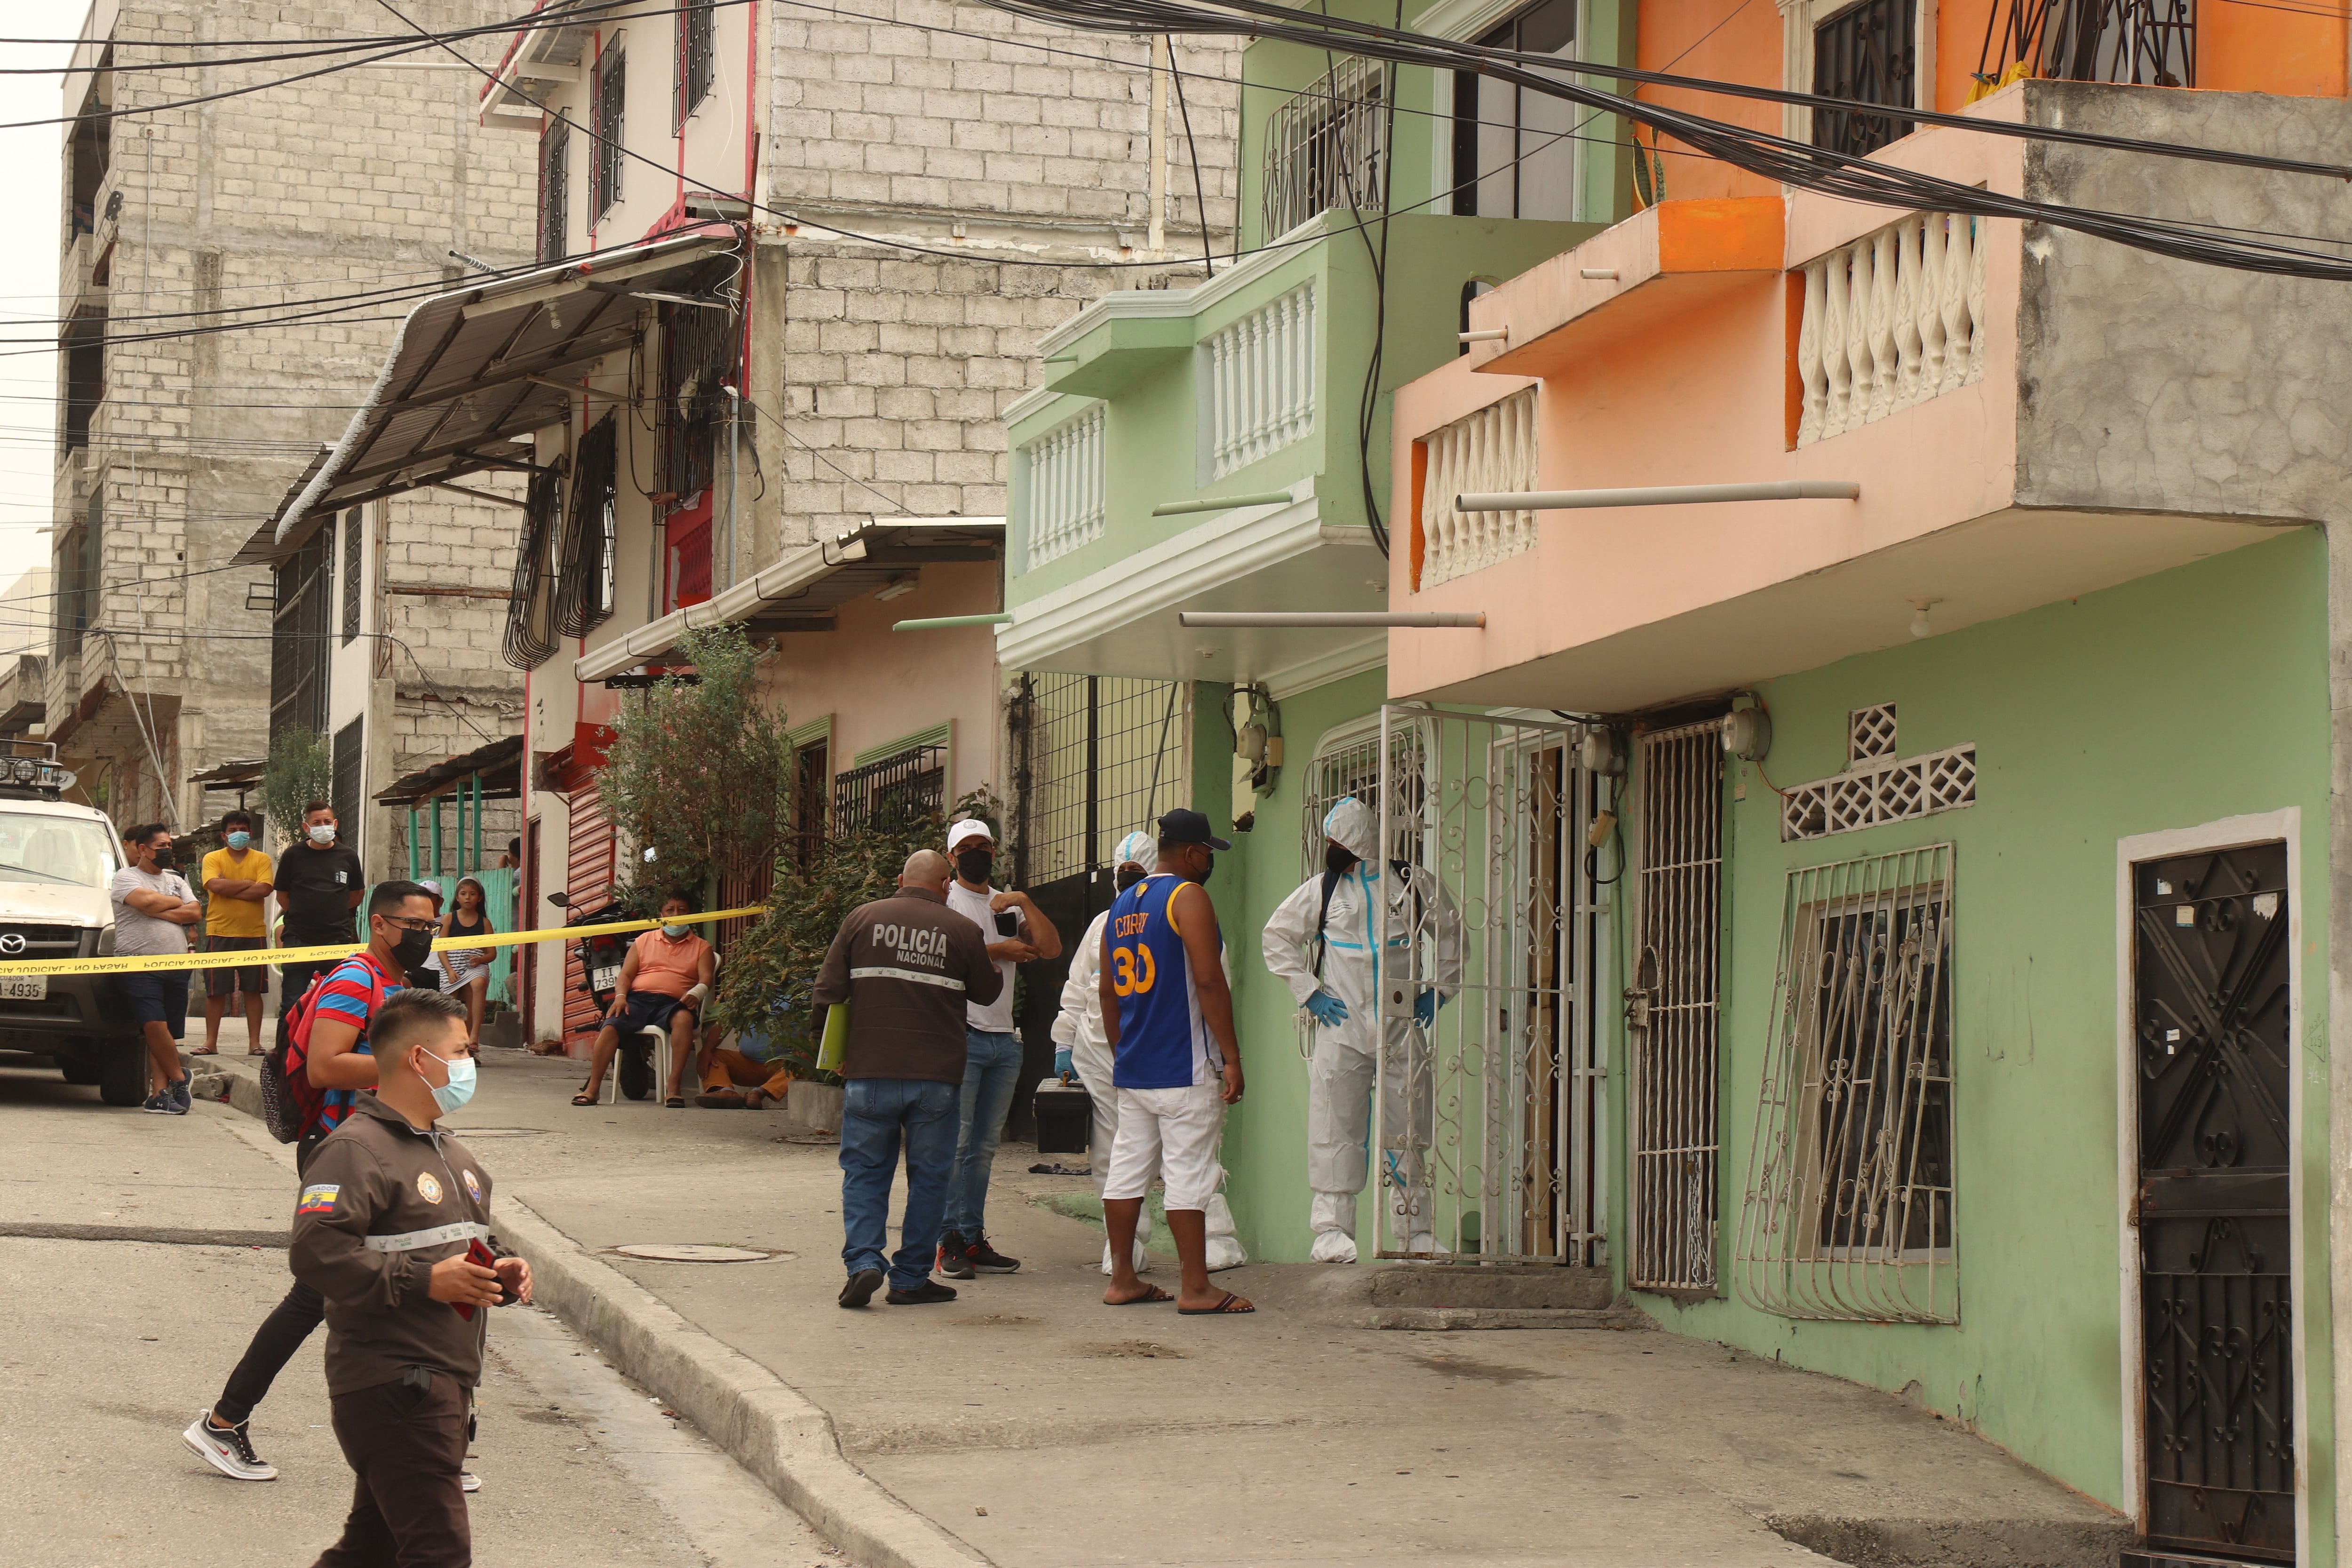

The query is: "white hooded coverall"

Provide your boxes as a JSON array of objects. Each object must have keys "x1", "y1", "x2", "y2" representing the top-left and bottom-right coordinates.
[
  {"x1": 1053, "y1": 831, "x2": 1246, "y2": 1274},
  {"x1": 1261, "y1": 796, "x2": 1464, "y2": 1262}
]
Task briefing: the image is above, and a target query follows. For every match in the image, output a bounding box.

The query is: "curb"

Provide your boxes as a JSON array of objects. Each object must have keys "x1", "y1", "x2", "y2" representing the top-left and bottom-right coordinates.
[{"x1": 498, "y1": 1198, "x2": 992, "y2": 1568}]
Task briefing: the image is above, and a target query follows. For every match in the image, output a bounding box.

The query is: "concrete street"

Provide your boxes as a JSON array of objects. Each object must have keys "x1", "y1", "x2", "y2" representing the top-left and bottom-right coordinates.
[
  {"x1": 0, "y1": 1045, "x2": 830, "y2": 1568},
  {"x1": 254, "y1": 1045, "x2": 2128, "y2": 1568}
]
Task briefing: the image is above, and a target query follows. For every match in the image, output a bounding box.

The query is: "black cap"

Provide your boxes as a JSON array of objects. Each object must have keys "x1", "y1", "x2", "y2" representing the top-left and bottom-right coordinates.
[{"x1": 1157, "y1": 808, "x2": 1232, "y2": 852}]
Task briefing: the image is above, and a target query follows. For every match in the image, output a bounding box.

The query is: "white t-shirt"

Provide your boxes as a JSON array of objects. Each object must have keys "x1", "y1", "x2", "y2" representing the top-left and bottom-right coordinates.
[
  {"x1": 945, "y1": 879, "x2": 1022, "y2": 1035},
  {"x1": 110, "y1": 866, "x2": 194, "y2": 957}
]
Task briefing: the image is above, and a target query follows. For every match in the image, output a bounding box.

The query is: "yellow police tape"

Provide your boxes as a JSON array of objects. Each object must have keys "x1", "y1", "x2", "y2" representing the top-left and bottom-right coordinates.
[{"x1": 0, "y1": 905, "x2": 768, "y2": 979}]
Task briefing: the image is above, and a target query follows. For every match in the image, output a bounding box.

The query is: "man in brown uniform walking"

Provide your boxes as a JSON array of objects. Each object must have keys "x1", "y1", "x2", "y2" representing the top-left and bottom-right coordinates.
[
  {"x1": 290, "y1": 987, "x2": 531, "y2": 1567},
  {"x1": 816, "y1": 849, "x2": 1001, "y2": 1308}
]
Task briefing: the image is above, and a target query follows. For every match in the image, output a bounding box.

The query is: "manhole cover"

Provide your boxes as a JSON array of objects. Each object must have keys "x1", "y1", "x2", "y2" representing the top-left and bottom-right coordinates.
[{"x1": 611, "y1": 1244, "x2": 779, "y2": 1263}]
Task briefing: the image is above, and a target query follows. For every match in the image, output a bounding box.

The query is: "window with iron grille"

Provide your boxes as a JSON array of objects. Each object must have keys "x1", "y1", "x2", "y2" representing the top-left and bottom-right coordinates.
[
  {"x1": 1262, "y1": 56, "x2": 1389, "y2": 239},
  {"x1": 590, "y1": 49, "x2": 625, "y2": 221},
  {"x1": 331, "y1": 716, "x2": 365, "y2": 855},
  {"x1": 675, "y1": 0, "x2": 715, "y2": 128},
  {"x1": 339, "y1": 507, "x2": 362, "y2": 645},
  {"x1": 555, "y1": 416, "x2": 617, "y2": 637},
  {"x1": 1451, "y1": 0, "x2": 1579, "y2": 219},
  {"x1": 62, "y1": 309, "x2": 105, "y2": 453},
  {"x1": 537, "y1": 118, "x2": 569, "y2": 264},
  {"x1": 270, "y1": 528, "x2": 331, "y2": 751},
  {"x1": 55, "y1": 490, "x2": 101, "y2": 661},
  {"x1": 834, "y1": 743, "x2": 946, "y2": 836},
  {"x1": 791, "y1": 737, "x2": 829, "y2": 865},
  {"x1": 1736, "y1": 844, "x2": 1957, "y2": 1323},
  {"x1": 1977, "y1": 0, "x2": 2193, "y2": 88},
  {"x1": 659, "y1": 300, "x2": 735, "y2": 503},
  {"x1": 1010, "y1": 674, "x2": 1189, "y2": 885},
  {"x1": 1812, "y1": 0, "x2": 1916, "y2": 158},
  {"x1": 502, "y1": 467, "x2": 565, "y2": 670}
]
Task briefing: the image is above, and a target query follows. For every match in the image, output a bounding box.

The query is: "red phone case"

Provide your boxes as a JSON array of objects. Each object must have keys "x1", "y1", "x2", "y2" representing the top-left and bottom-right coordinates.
[{"x1": 452, "y1": 1237, "x2": 501, "y2": 1320}]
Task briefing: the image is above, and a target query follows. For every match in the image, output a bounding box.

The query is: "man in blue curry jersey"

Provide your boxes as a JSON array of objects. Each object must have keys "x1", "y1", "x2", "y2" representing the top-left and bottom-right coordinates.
[{"x1": 1097, "y1": 809, "x2": 1254, "y2": 1315}]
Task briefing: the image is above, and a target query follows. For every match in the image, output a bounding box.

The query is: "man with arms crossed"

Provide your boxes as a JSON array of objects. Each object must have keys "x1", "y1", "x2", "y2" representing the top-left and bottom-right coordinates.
[
  {"x1": 112, "y1": 823, "x2": 200, "y2": 1113},
  {"x1": 1098, "y1": 811, "x2": 1253, "y2": 1315},
  {"x1": 199, "y1": 809, "x2": 274, "y2": 1054},
  {"x1": 818, "y1": 849, "x2": 1001, "y2": 1309},
  {"x1": 292, "y1": 986, "x2": 531, "y2": 1567}
]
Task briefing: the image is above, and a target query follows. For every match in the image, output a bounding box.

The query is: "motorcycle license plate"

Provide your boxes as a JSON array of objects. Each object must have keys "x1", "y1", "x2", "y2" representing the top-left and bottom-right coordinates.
[
  {"x1": 0, "y1": 975, "x2": 47, "y2": 1001},
  {"x1": 591, "y1": 965, "x2": 620, "y2": 992}
]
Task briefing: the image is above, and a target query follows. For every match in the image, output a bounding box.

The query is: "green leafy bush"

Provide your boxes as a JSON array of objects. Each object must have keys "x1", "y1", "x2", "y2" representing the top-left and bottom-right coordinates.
[{"x1": 258, "y1": 730, "x2": 333, "y2": 847}]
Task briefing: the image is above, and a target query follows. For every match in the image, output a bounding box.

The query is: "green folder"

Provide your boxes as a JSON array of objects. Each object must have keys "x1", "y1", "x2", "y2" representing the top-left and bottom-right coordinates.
[{"x1": 816, "y1": 1002, "x2": 849, "y2": 1075}]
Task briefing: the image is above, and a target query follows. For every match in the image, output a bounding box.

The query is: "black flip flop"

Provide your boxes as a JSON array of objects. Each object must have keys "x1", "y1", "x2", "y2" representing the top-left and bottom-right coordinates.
[
  {"x1": 571, "y1": 1092, "x2": 599, "y2": 1107},
  {"x1": 1177, "y1": 1291, "x2": 1255, "y2": 1316},
  {"x1": 664, "y1": 1096, "x2": 685, "y2": 1108},
  {"x1": 1105, "y1": 1284, "x2": 1174, "y2": 1306}
]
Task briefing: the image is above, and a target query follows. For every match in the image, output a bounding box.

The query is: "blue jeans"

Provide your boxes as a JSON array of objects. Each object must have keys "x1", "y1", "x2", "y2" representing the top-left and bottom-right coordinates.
[
  {"x1": 839, "y1": 1078, "x2": 961, "y2": 1291},
  {"x1": 944, "y1": 1028, "x2": 1024, "y2": 1241}
]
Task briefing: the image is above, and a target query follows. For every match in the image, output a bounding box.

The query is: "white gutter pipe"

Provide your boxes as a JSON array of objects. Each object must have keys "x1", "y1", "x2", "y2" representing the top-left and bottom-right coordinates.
[
  {"x1": 1177, "y1": 612, "x2": 1485, "y2": 628},
  {"x1": 1455, "y1": 479, "x2": 1859, "y2": 511}
]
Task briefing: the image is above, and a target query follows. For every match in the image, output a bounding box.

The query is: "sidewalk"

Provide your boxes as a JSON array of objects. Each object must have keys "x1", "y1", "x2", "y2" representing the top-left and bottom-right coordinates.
[{"x1": 204, "y1": 1048, "x2": 2129, "y2": 1568}]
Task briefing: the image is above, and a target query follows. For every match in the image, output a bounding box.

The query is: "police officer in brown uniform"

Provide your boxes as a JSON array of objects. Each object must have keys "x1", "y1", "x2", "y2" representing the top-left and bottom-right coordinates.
[{"x1": 290, "y1": 988, "x2": 531, "y2": 1568}]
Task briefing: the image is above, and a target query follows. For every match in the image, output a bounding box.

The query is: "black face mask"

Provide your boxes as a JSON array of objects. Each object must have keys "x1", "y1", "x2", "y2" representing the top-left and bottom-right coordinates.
[
  {"x1": 390, "y1": 924, "x2": 437, "y2": 974},
  {"x1": 1189, "y1": 853, "x2": 1215, "y2": 888},
  {"x1": 1114, "y1": 864, "x2": 1146, "y2": 893},
  {"x1": 955, "y1": 848, "x2": 994, "y2": 884},
  {"x1": 1324, "y1": 842, "x2": 1360, "y2": 875},
  {"x1": 149, "y1": 847, "x2": 176, "y2": 872}
]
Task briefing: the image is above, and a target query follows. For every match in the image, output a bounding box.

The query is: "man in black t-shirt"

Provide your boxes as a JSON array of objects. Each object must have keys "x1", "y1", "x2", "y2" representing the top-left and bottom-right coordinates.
[{"x1": 274, "y1": 801, "x2": 365, "y2": 1055}]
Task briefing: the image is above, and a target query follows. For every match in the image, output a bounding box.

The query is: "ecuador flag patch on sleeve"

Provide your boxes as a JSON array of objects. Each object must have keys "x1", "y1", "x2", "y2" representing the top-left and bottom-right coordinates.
[{"x1": 296, "y1": 1183, "x2": 340, "y2": 1215}]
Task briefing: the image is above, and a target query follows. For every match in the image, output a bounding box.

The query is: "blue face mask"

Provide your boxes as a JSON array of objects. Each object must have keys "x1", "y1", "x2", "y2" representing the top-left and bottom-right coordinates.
[
  {"x1": 421, "y1": 1049, "x2": 477, "y2": 1116},
  {"x1": 226, "y1": 831, "x2": 252, "y2": 852},
  {"x1": 662, "y1": 923, "x2": 691, "y2": 939}
]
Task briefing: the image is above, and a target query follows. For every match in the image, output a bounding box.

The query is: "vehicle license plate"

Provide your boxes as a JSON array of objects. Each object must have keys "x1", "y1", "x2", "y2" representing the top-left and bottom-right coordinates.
[
  {"x1": 0, "y1": 975, "x2": 48, "y2": 1001},
  {"x1": 592, "y1": 965, "x2": 620, "y2": 992}
]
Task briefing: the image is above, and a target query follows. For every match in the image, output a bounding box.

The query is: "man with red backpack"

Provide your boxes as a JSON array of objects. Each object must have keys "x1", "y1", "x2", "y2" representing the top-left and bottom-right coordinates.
[{"x1": 182, "y1": 881, "x2": 444, "y2": 1484}]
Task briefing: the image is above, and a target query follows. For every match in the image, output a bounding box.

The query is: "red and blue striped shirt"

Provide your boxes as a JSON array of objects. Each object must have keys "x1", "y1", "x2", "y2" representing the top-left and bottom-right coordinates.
[{"x1": 309, "y1": 951, "x2": 400, "y2": 1134}]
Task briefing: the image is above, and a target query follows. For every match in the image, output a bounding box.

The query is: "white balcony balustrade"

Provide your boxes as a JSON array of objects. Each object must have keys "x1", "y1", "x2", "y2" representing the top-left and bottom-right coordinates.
[
  {"x1": 1205, "y1": 283, "x2": 1317, "y2": 480},
  {"x1": 1419, "y1": 387, "x2": 1539, "y2": 587},
  {"x1": 1795, "y1": 213, "x2": 1986, "y2": 448},
  {"x1": 1021, "y1": 405, "x2": 1106, "y2": 569}
]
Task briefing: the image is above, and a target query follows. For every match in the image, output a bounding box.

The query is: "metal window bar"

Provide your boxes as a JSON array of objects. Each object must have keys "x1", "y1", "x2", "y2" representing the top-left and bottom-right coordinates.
[
  {"x1": 1976, "y1": 0, "x2": 2193, "y2": 86},
  {"x1": 555, "y1": 417, "x2": 617, "y2": 638},
  {"x1": 833, "y1": 744, "x2": 947, "y2": 837},
  {"x1": 591, "y1": 50, "x2": 626, "y2": 219},
  {"x1": 1375, "y1": 704, "x2": 1604, "y2": 1265},
  {"x1": 340, "y1": 507, "x2": 363, "y2": 645},
  {"x1": 1628, "y1": 719, "x2": 1726, "y2": 1293},
  {"x1": 1736, "y1": 844, "x2": 1958, "y2": 1323},
  {"x1": 538, "y1": 119, "x2": 569, "y2": 264},
  {"x1": 1811, "y1": 0, "x2": 1917, "y2": 158},
  {"x1": 659, "y1": 300, "x2": 737, "y2": 503},
  {"x1": 1012, "y1": 673, "x2": 1189, "y2": 884},
  {"x1": 676, "y1": 0, "x2": 716, "y2": 128},
  {"x1": 269, "y1": 529, "x2": 332, "y2": 752},
  {"x1": 1263, "y1": 56, "x2": 1389, "y2": 238},
  {"x1": 330, "y1": 717, "x2": 365, "y2": 849},
  {"x1": 502, "y1": 467, "x2": 566, "y2": 670}
]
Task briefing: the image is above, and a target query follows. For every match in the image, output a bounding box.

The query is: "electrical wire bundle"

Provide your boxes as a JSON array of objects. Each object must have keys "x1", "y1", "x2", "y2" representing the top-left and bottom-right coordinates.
[{"x1": 974, "y1": 0, "x2": 2352, "y2": 282}]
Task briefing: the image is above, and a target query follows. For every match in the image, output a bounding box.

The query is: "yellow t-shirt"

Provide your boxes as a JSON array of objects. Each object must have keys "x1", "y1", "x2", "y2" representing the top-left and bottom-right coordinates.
[{"x1": 200, "y1": 846, "x2": 275, "y2": 938}]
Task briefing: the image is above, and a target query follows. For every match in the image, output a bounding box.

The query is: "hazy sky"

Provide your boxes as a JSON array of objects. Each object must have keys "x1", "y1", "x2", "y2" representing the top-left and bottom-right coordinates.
[{"x1": 0, "y1": 3, "x2": 95, "y2": 639}]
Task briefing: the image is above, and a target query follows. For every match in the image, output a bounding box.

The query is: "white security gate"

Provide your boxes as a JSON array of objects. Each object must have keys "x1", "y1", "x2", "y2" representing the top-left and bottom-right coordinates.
[{"x1": 1374, "y1": 704, "x2": 1605, "y2": 1264}]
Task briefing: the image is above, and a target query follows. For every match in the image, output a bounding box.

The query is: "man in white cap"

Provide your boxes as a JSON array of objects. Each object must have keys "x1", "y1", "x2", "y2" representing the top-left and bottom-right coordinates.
[
  {"x1": 1053, "y1": 831, "x2": 1247, "y2": 1275},
  {"x1": 1262, "y1": 796, "x2": 1463, "y2": 1262},
  {"x1": 938, "y1": 815, "x2": 1061, "y2": 1280}
]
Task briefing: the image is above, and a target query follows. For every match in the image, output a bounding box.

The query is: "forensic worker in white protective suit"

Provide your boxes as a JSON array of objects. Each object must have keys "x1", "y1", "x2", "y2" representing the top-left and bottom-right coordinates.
[
  {"x1": 1053, "y1": 830, "x2": 1248, "y2": 1275},
  {"x1": 1262, "y1": 796, "x2": 1464, "y2": 1263}
]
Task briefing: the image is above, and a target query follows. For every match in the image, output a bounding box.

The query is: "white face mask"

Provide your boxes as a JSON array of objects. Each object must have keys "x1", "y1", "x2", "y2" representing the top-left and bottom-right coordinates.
[
  {"x1": 308, "y1": 824, "x2": 336, "y2": 845},
  {"x1": 418, "y1": 1047, "x2": 477, "y2": 1115}
]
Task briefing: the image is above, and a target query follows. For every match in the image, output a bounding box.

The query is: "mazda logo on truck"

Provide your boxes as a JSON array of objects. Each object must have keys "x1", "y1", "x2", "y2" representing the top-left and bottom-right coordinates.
[{"x1": 0, "y1": 933, "x2": 25, "y2": 955}]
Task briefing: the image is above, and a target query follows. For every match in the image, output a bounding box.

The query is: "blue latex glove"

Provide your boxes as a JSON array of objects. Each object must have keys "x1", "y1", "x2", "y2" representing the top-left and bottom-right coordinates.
[
  {"x1": 1414, "y1": 989, "x2": 1440, "y2": 1028},
  {"x1": 1053, "y1": 1047, "x2": 1074, "y2": 1079},
  {"x1": 1304, "y1": 990, "x2": 1350, "y2": 1028}
]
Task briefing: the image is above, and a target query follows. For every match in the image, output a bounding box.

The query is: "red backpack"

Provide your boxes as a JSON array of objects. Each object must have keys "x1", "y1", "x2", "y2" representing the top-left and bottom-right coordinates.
[{"x1": 258, "y1": 956, "x2": 391, "y2": 1143}]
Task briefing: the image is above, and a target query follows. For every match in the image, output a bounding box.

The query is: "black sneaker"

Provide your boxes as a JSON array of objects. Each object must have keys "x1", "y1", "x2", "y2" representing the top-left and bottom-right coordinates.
[
  {"x1": 935, "y1": 1232, "x2": 975, "y2": 1280},
  {"x1": 169, "y1": 1078, "x2": 193, "y2": 1114},
  {"x1": 838, "y1": 1268, "x2": 884, "y2": 1309},
  {"x1": 886, "y1": 1280, "x2": 959, "y2": 1305},
  {"x1": 966, "y1": 1235, "x2": 1020, "y2": 1274}
]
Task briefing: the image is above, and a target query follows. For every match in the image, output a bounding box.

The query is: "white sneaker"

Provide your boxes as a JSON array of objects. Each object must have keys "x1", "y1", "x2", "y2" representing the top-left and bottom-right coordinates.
[
  {"x1": 461, "y1": 1471, "x2": 481, "y2": 1494},
  {"x1": 183, "y1": 1410, "x2": 278, "y2": 1481},
  {"x1": 1309, "y1": 1229, "x2": 1358, "y2": 1265}
]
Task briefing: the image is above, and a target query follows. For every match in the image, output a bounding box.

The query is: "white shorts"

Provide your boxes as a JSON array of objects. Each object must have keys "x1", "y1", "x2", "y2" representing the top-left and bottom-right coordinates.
[{"x1": 1102, "y1": 1082, "x2": 1226, "y2": 1213}]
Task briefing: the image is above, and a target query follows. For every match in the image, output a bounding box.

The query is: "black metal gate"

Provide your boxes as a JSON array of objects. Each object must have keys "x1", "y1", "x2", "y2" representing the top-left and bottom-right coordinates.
[{"x1": 2131, "y1": 842, "x2": 2294, "y2": 1564}]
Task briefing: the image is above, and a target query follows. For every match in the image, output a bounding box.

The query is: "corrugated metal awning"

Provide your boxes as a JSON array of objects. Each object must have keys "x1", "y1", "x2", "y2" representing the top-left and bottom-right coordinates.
[
  {"x1": 572, "y1": 517, "x2": 1006, "y2": 684},
  {"x1": 373, "y1": 735, "x2": 526, "y2": 806},
  {"x1": 255, "y1": 224, "x2": 743, "y2": 558}
]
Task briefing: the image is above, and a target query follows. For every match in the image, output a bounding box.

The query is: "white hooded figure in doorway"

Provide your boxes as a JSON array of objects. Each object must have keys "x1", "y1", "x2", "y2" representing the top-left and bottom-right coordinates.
[
  {"x1": 1054, "y1": 829, "x2": 1248, "y2": 1274},
  {"x1": 1262, "y1": 796, "x2": 1464, "y2": 1262}
]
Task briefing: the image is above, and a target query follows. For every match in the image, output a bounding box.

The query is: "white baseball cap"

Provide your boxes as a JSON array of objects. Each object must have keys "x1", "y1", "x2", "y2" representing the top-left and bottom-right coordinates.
[{"x1": 946, "y1": 818, "x2": 996, "y2": 852}]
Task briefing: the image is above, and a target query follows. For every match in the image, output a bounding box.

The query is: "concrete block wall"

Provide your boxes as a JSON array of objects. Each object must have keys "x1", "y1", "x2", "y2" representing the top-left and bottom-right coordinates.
[{"x1": 51, "y1": 0, "x2": 536, "y2": 832}]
